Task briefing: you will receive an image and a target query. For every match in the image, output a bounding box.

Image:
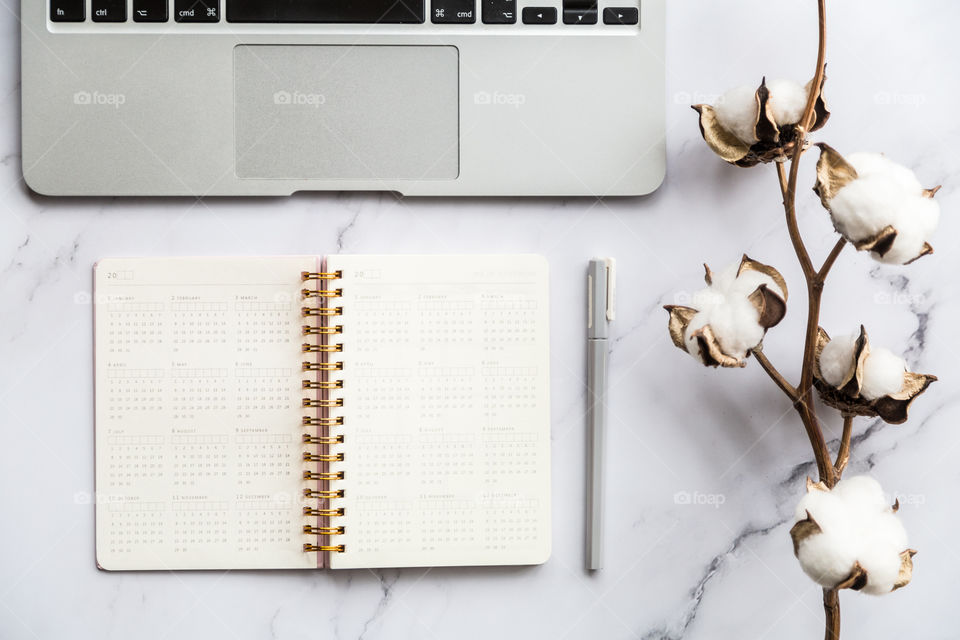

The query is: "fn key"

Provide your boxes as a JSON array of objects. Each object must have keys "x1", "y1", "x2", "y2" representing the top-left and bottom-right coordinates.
[{"x1": 50, "y1": 0, "x2": 84, "y2": 21}]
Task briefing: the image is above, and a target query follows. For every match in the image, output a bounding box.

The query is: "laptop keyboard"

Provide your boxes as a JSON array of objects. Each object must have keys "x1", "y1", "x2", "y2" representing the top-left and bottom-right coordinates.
[{"x1": 50, "y1": 0, "x2": 640, "y2": 26}]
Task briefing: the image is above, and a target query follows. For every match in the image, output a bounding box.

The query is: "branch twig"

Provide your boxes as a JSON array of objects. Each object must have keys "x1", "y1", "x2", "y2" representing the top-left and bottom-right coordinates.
[
  {"x1": 751, "y1": 348, "x2": 799, "y2": 401},
  {"x1": 819, "y1": 238, "x2": 847, "y2": 281},
  {"x1": 834, "y1": 414, "x2": 853, "y2": 475}
]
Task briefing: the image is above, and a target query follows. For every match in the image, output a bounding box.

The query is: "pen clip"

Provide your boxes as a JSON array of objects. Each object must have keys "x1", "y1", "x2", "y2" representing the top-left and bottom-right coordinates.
[{"x1": 603, "y1": 258, "x2": 616, "y2": 322}]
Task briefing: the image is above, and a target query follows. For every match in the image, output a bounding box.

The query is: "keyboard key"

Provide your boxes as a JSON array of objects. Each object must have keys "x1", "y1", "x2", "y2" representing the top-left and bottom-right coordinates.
[
  {"x1": 226, "y1": 1, "x2": 425, "y2": 24},
  {"x1": 432, "y1": 0, "x2": 475, "y2": 23},
  {"x1": 562, "y1": 0, "x2": 596, "y2": 24},
  {"x1": 603, "y1": 7, "x2": 638, "y2": 25},
  {"x1": 92, "y1": 0, "x2": 126, "y2": 22},
  {"x1": 482, "y1": 0, "x2": 516, "y2": 24},
  {"x1": 50, "y1": 0, "x2": 84, "y2": 21},
  {"x1": 134, "y1": 0, "x2": 169, "y2": 22},
  {"x1": 521, "y1": 7, "x2": 556, "y2": 24},
  {"x1": 175, "y1": 0, "x2": 220, "y2": 22}
]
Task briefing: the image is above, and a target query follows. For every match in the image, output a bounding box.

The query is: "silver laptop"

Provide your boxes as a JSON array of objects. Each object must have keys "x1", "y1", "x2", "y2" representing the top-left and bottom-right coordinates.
[{"x1": 21, "y1": 0, "x2": 665, "y2": 196}]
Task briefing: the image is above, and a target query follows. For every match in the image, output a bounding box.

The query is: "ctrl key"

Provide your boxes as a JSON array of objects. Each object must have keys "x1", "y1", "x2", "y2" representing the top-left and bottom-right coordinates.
[{"x1": 50, "y1": 0, "x2": 84, "y2": 22}]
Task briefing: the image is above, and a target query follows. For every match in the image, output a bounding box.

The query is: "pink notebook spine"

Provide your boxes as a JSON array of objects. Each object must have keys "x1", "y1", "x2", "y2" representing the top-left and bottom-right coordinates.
[{"x1": 300, "y1": 258, "x2": 345, "y2": 567}]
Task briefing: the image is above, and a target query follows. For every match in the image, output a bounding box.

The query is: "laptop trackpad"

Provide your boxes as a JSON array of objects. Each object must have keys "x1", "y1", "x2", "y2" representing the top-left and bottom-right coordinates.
[{"x1": 234, "y1": 45, "x2": 459, "y2": 181}]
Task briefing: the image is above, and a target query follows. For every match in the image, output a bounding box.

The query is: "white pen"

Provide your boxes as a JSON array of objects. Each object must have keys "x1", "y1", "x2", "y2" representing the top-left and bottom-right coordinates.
[{"x1": 586, "y1": 257, "x2": 615, "y2": 571}]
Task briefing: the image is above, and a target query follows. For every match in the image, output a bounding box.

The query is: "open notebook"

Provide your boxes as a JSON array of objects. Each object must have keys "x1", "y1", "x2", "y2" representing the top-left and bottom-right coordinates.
[{"x1": 93, "y1": 255, "x2": 550, "y2": 570}]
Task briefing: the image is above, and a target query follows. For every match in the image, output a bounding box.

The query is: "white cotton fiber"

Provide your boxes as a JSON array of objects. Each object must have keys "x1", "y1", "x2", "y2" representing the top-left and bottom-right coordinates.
[
  {"x1": 831, "y1": 475, "x2": 887, "y2": 517},
  {"x1": 793, "y1": 475, "x2": 910, "y2": 595},
  {"x1": 819, "y1": 333, "x2": 858, "y2": 387},
  {"x1": 683, "y1": 297, "x2": 765, "y2": 362},
  {"x1": 766, "y1": 78, "x2": 808, "y2": 125},
  {"x1": 682, "y1": 261, "x2": 783, "y2": 362},
  {"x1": 847, "y1": 152, "x2": 923, "y2": 194},
  {"x1": 714, "y1": 85, "x2": 760, "y2": 145},
  {"x1": 796, "y1": 526, "x2": 860, "y2": 588},
  {"x1": 860, "y1": 347, "x2": 906, "y2": 400},
  {"x1": 828, "y1": 176, "x2": 905, "y2": 242},
  {"x1": 829, "y1": 153, "x2": 939, "y2": 265}
]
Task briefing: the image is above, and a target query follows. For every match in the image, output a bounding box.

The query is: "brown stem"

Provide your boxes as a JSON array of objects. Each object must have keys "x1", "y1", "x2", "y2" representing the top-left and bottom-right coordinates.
[
  {"x1": 834, "y1": 414, "x2": 853, "y2": 475},
  {"x1": 789, "y1": 3, "x2": 844, "y2": 639},
  {"x1": 823, "y1": 588, "x2": 841, "y2": 640},
  {"x1": 819, "y1": 238, "x2": 847, "y2": 280},
  {"x1": 779, "y1": 0, "x2": 833, "y2": 489},
  {"x1": 751, "y1": 348, "x2": 799, "y2": 401}
]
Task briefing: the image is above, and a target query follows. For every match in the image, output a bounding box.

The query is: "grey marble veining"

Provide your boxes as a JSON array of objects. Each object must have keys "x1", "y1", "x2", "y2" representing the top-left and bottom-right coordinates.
[{"x1": 2, "y1": 0, "x2": 959, "y2": 638}]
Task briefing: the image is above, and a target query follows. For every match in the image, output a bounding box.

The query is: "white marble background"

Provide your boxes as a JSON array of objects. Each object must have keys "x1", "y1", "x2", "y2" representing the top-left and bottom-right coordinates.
[{"x1": 2, "y1": 0, "x2": 959, "y2": 638}]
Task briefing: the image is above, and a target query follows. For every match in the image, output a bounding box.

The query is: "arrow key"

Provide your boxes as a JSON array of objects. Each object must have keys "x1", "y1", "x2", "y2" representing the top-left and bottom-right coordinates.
[
  {"x1": 602, "y1": 7, "x2": 638, "y2": 25},
  {"x1": 522, "y1": 7, "x2": 556, "y2": 24}
]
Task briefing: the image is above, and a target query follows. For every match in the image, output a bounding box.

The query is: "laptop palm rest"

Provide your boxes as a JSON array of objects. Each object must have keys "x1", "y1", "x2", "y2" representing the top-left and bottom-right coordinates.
[{"x1": 234, "y1": 45, "x2": 459, "y2": 181}]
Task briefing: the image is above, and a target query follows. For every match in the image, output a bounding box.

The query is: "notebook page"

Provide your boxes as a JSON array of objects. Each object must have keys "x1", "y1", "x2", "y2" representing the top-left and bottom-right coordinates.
[
  {"x1": 93, "y1": 256, "x2": 319, "y2": 570},
  {"x1": 325, "y1": 255, "x2": 551, "y2": 569}
]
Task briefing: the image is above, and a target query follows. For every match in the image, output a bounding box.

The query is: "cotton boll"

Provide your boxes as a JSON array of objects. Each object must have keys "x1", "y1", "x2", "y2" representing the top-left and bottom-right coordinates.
[
  {"x1": 689, "y1": 286, "x2": 727, "y2": 315},
  {"x1": 792, "y1": 476, "x2": 911, "y2": 594},
  {"x1": 829, "y1": 176, "x2": 904, "y2": 242},
  {"x1": 708, "y1": 263, "x2": 742, "y2": 294},
  {"x1": 847, "y1": 152, "x2": 923, "y2": 194},
  {"x1": 794, "y1": 491, "x2": 860, "y2": 587},
  {"x1": 703, "y1": 297, "x2": 766, "y2": 358},
  {"x1": 795, "y1": 488, "x2": 847, "y2": 529},
  {"x1": 766, "y1": 79, "x2": 808, "y2": 125},
  {"x1": 870, "y1": 196, "x2": 939, "y2": 264},
  {"x1": 832, "y1": 475, "x2": 888, "y2": 518},
  {"x1": 908, "y1": 195, "x2": 941, "y2": 237},
  {"x1": 858, "y1": 544, "x2": 904, "y2": 595},
  {"x1": 796, "y1": 529, "x2": 860, "y2": 588},
  {"x1": 861, "y1": 347, "x2": 906, "y2": 400},
  {"x1": 819, "y1": 334, "x2": 858, "y2": 387},
  {"x1": 714, "y1": 85, "x2": 760, "y2": 145},
  {"x1": 872, "y1": 223, "x2": 927, "y2": 265},
  {"x1": 868, "y1": 512, "x2": 909, "y2": 552},
  {"x1": 727, "y1": 269, "x2": 783, "y2": 300}
]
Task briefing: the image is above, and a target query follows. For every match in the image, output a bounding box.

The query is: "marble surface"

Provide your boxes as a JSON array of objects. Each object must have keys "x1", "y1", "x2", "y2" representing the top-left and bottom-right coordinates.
[{"x1": 2, "y1": 1, "x2": 959, "y2": 638}]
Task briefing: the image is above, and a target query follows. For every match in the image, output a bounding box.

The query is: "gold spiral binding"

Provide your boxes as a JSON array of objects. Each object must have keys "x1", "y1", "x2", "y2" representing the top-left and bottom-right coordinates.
[
  {"x1": 303, "y1": 488, "x2": 344, "y2": 499},
  {"x1": 303, "y1": 325, "x2": 344, "y2": 336},
  {"x1": 301, "y1": 305, "x2": 343, "y2": 316},
  {"x1": 303, "y1": 525, "x2": 345, "y2": 536},
  {"x1": 302, "y1": 289, "x2": 343, "y2": 298},
  {"x1": 302, "y1": 380, "x2": 343, "y2": 390},
  {"x1": 302, "y1": 270, "x2": 342, "y2": 281},
  {"x1": 303, "y1": 507, "x2": 345, "y2": 517},
  {"x1": 302, "y1": 416, "x2": 344, "y2": 427},
  {"x1": 303, "y1": 544, "x2": 345, "y2": 553},
  {"x1": 302, "y1": 434, "x2": 344, "y2": 445},
  {"x1": 303, "y1": 452, "x2": 344, "y2": 463},
  {"x1": 302, "y1": 398, "x2": 344, "y2": 408},
  {"x1": 301, "y1": 268, "x2": 346, "y2": 556},
  {"x1": 302, "y1": 361, "x2": 344, "y2": 372},
  {"x1": 303, "y1": 470, "x2": 345, "y2": 481},
  {"x1": 302, "y1": 343, "x2": 343, "y2": 353}
]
